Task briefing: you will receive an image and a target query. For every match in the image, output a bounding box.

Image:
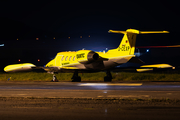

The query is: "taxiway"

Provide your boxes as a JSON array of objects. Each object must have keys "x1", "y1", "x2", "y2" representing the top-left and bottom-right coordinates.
[
  {"x1": 0, "y1": 81, "x2": 180, "y2": 120},
  {"x1": 0, "y1": 81, "x2": 180, "y2": 99}
]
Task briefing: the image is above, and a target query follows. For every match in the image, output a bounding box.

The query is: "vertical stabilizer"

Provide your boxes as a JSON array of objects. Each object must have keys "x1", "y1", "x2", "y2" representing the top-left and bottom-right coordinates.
[
  {"x1": 108, "y1": 29, "x2": 139, "y2": 55},
  {"x1": 108, "y1": 29, "x2": 169, "y2": 56}
]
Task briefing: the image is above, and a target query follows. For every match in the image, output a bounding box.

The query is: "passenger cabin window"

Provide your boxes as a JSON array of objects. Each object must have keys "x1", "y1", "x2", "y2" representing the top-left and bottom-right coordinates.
[
  {"x1": 69, "y1": 56, "x2": 72, "y2": 61},
  {"x1": 73, "y1": 56, "x2": 75, "y2": 61},
  {"x1": 65, "y1": 56, "x2": 68, "y2": 61},
  {"x1": 61, "y1": 56, "x2": 64, "y2": 61}
]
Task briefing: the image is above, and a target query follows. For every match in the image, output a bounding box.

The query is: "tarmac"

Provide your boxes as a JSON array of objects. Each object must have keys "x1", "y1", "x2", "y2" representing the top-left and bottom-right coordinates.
[
  {"x1": 0, "y1": 81, "x2": 180, "y2": 99},
  {"x1": 0, "y1": 81, "x2": 180, "y2": 120}
]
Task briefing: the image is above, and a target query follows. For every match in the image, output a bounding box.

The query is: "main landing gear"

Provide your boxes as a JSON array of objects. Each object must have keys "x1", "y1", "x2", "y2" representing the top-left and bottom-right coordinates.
[
  {"x1": 50, "y1": 70, "x2": 112, "y2": 82},
  {"x1": 71, "y1": 70, "x2": 81, "y2": 82},
  {"x1": 104, "y1": 70, "x2": 112, "y2": 82},
  {"x1": 71, "y1": 70, "x2": 112, "y2": 82}
]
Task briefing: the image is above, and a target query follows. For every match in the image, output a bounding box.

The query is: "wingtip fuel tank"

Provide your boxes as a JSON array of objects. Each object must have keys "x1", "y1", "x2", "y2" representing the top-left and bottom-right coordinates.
[{"x1": 4, "y1": 63, "x2": 36, "y2": 72}]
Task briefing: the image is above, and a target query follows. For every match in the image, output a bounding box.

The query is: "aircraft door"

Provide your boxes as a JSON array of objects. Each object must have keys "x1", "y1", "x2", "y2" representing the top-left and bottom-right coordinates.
[{"x1": 55, "y1": 55, "x2": 63, "y2": 67}]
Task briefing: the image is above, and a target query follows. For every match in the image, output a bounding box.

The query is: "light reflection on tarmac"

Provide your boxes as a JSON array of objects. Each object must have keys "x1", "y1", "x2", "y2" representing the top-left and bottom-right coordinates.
[{"x1": 0, "y1": 81, "x2": 180, "y2": 99}]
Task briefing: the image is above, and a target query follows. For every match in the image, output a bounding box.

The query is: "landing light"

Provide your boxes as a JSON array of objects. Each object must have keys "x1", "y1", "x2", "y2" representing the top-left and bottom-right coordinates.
[{"x1": 146, "y1": 49, "x2": 149, "y2": 52}]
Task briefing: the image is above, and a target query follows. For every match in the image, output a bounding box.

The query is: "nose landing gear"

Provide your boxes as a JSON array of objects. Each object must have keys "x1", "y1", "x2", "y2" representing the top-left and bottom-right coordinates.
[{"x1": 51, "y1": 74, "x2": 58, "y2": 82}]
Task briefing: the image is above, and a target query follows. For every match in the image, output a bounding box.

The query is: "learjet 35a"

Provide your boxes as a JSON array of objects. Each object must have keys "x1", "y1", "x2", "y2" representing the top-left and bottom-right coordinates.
[{"x1": 4, "y1": 29, "x2": 172, "y2": 82}]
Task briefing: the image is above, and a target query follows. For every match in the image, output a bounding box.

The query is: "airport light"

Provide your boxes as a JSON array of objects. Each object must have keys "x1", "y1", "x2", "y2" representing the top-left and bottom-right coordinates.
[
  {"x1": 36, "y1": 38, "x2": 39, "y2": 40},
  {"x1": 18, "y1": 59, "x2": 21, "y2": 62},
  {"x1": 146, "y1": 49, "x2": 149, "y2": 52},
  {"x1": 68, "y1": 37, "x2": 70, "y2": 39},
  {"x1": 0, "y1": 44, "x2": 4, "y2": 47},
  {"x1": 105, "y1": 48, "x2": 108, "y2": 52},
  {"x1": 135, "y1": 48, "x2": 141, "y2": 57},
  {"x1": 80, "y1": 36, "x2": 82, "y2": 38},
  {"x1": 53, "y1": 37, "x2": 55, "y2": 39},
  {"x1": 17, "y1": 38, "x2": 18, "y2": 40},
  {"x1": 88, "y1": 35, "x2": 90, "y2": 37},
  {"x1": 38, "y1": 59, "x2": 40, "y2": 62}
]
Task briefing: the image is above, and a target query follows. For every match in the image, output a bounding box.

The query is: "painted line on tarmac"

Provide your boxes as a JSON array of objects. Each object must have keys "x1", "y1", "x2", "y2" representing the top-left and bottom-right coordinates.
[{"x1": 78, "y1": 83, "x2": 142, "y2": 86}]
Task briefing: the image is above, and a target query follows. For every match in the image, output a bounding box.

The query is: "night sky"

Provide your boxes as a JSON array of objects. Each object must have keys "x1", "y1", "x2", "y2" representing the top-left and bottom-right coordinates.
[{"x1": 0, "y1": 1, "x2": 180, "y2": 71}]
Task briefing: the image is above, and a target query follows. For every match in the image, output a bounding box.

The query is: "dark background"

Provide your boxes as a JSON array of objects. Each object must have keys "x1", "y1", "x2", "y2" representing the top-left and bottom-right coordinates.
[{"x1": 0, "y1": 0, "x2": 179, "y2": 71}]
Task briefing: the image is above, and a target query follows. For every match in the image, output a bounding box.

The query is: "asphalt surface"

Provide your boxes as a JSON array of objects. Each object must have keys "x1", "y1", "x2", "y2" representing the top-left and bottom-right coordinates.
[
  {"x1": 0, "y1": 81, "x2": 180, "y2": 99},
  {"x1": 0, "y1": 81, "x2": 180, "y2": 120}
]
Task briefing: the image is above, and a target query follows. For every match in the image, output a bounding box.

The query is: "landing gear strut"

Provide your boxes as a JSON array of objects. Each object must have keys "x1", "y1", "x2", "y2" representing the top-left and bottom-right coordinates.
[
  {"x1": 71, "y1": 70, "x2": 81, "y2": 82},
  {"x1": 104, "y1": 70, "x2": 112, "y2": 82},
  {"x1": 51, "y1": 74, "x2": 58, "y2": 82}
]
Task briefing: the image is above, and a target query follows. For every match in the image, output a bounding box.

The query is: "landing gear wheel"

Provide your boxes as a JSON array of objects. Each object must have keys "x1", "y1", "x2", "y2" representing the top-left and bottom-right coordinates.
[
  {"x1": 104, "y1": 70, "x2": 112, "y2": 82},
  {"x1": 72, "y1": 76, "x2": 81, "y2": 82},
  {"x1": 71, "y1": 70, "x2": 81, "y2": 82},
  {"x1": 104, "y1": 76, "x2": 112, "y2": 82}
]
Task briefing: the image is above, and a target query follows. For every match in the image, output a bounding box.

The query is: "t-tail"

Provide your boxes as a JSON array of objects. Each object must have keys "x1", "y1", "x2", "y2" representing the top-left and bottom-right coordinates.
[{"x1": 107, "y1": 29, "x2": 169, "y2": 56}]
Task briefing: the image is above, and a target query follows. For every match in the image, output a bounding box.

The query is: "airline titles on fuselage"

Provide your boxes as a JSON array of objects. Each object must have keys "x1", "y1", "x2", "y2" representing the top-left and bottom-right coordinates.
[{"x1": 76, "y1": 53, "x2": 85, "y2": 59}]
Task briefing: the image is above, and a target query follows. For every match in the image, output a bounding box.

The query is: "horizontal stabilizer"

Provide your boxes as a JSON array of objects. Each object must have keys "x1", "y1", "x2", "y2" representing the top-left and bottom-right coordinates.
[
  {"x1": 108, "y1": 29, "x2": 169, "y2": 34},
  {"x1": 139, "y1": 31, "x2": 169, "y2": 34}
]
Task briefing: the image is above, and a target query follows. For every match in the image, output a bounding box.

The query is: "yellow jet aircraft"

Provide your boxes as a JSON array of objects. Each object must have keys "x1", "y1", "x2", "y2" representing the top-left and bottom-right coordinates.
[{"x1": 4, "y1": 29, "x2": 172, "y2": 82}]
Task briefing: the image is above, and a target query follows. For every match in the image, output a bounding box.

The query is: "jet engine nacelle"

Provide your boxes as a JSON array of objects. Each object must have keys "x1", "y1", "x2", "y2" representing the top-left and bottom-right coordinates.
[{"x1": 76, "y1": 50, "x2": 99, "y2": 64}]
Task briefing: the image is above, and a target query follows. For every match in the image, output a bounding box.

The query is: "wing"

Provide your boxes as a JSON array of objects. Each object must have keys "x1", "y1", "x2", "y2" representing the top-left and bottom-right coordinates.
[
  {"x1": 4, "y1": 63, "x2": 63, "y2": 73},
  {"x1": 4, "y1": 63, "x2": 95, "y2": 73},
  {"x1": 136, "y1": 64, "x2": 174, "y2": 72}
]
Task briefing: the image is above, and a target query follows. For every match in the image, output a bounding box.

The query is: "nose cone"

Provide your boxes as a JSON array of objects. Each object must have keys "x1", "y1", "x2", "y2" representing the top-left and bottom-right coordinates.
[{"x1": 45, "y1": 59, "x2": 55, "y2": 67}]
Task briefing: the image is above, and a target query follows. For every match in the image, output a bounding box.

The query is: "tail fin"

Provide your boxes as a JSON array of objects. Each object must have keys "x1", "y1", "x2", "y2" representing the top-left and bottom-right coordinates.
[{"x1": 108, "y1": 29, "x2": 169, "y2": 55}]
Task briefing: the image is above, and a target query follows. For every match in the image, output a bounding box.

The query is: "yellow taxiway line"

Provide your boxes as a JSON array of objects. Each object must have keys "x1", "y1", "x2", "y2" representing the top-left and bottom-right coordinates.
[{"x1": 78, "y1": 83, "x2": 142, "y2": 86}]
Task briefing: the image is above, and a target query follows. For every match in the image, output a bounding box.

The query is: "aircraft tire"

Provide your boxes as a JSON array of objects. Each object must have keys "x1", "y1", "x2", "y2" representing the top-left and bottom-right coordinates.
[
  {"x1": 51, "y1": 79, "x2": 59, "y2": 82},
  {"x1": 104, "y1": 76, "x2": 112, "y2": 82},
  {"x1": 72, "y1": 76, "x2": 81, "y2": 82}
]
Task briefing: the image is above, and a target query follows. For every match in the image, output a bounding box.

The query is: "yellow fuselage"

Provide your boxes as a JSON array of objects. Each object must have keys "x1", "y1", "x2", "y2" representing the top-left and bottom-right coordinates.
[{"x1": 45, "y1": 50, "x2": 134, "y2": 72}]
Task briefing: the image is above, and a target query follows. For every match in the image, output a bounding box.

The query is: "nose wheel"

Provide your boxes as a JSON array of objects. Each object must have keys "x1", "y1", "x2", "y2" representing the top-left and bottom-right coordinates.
[{"x1": 51, "y1": 74, "x2": 58, "y2": 82}]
